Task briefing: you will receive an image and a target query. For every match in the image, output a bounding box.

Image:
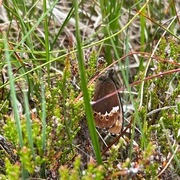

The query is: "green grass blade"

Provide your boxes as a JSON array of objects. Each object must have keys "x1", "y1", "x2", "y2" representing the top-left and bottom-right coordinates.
[
  {"x1": 51, "y1": 5, "x2": 75, "y2": 50},
  {"x1": 43, "y1": 0, "x2": 50, "y2": 85},
  {"x1": 41, "y1": 80, "x2": 46, "y2": 178},
  {"x1": 23, "y1": 91, "x2": 35, "y2": 160},
  {"x1": 74, "y1": 1, "x2": 102, "y2": 164},
  {"x1": 3, "y1": 31, "x2": 28, "y2": 179}
]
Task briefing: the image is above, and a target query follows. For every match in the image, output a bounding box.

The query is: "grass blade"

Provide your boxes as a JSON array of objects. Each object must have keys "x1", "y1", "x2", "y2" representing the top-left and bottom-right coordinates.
[{"x1": 74, "y1": 1, "x2": 102, "y2": 164}]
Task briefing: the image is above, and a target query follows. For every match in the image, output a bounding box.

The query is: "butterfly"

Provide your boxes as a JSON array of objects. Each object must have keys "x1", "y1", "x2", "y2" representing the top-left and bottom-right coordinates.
[{"x1": 92, "y1": 69, "x2": 124, "y2": 134}]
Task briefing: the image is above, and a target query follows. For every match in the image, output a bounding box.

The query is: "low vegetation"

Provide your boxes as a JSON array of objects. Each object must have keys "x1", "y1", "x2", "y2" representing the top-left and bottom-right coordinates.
[{"x1": 0, "y1": 0, "x2": 179, "y2": 179}]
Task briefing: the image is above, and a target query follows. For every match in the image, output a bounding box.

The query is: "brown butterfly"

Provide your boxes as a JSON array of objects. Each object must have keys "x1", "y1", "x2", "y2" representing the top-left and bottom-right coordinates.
[{"x1": 92, "y1": 69, "x2": 123, "y2": 134}]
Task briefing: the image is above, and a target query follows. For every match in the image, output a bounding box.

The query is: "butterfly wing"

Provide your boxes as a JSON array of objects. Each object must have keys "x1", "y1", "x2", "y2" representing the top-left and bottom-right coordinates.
[{"x1": 92, "y1": 70, "x2": 123, "y2": 134}]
